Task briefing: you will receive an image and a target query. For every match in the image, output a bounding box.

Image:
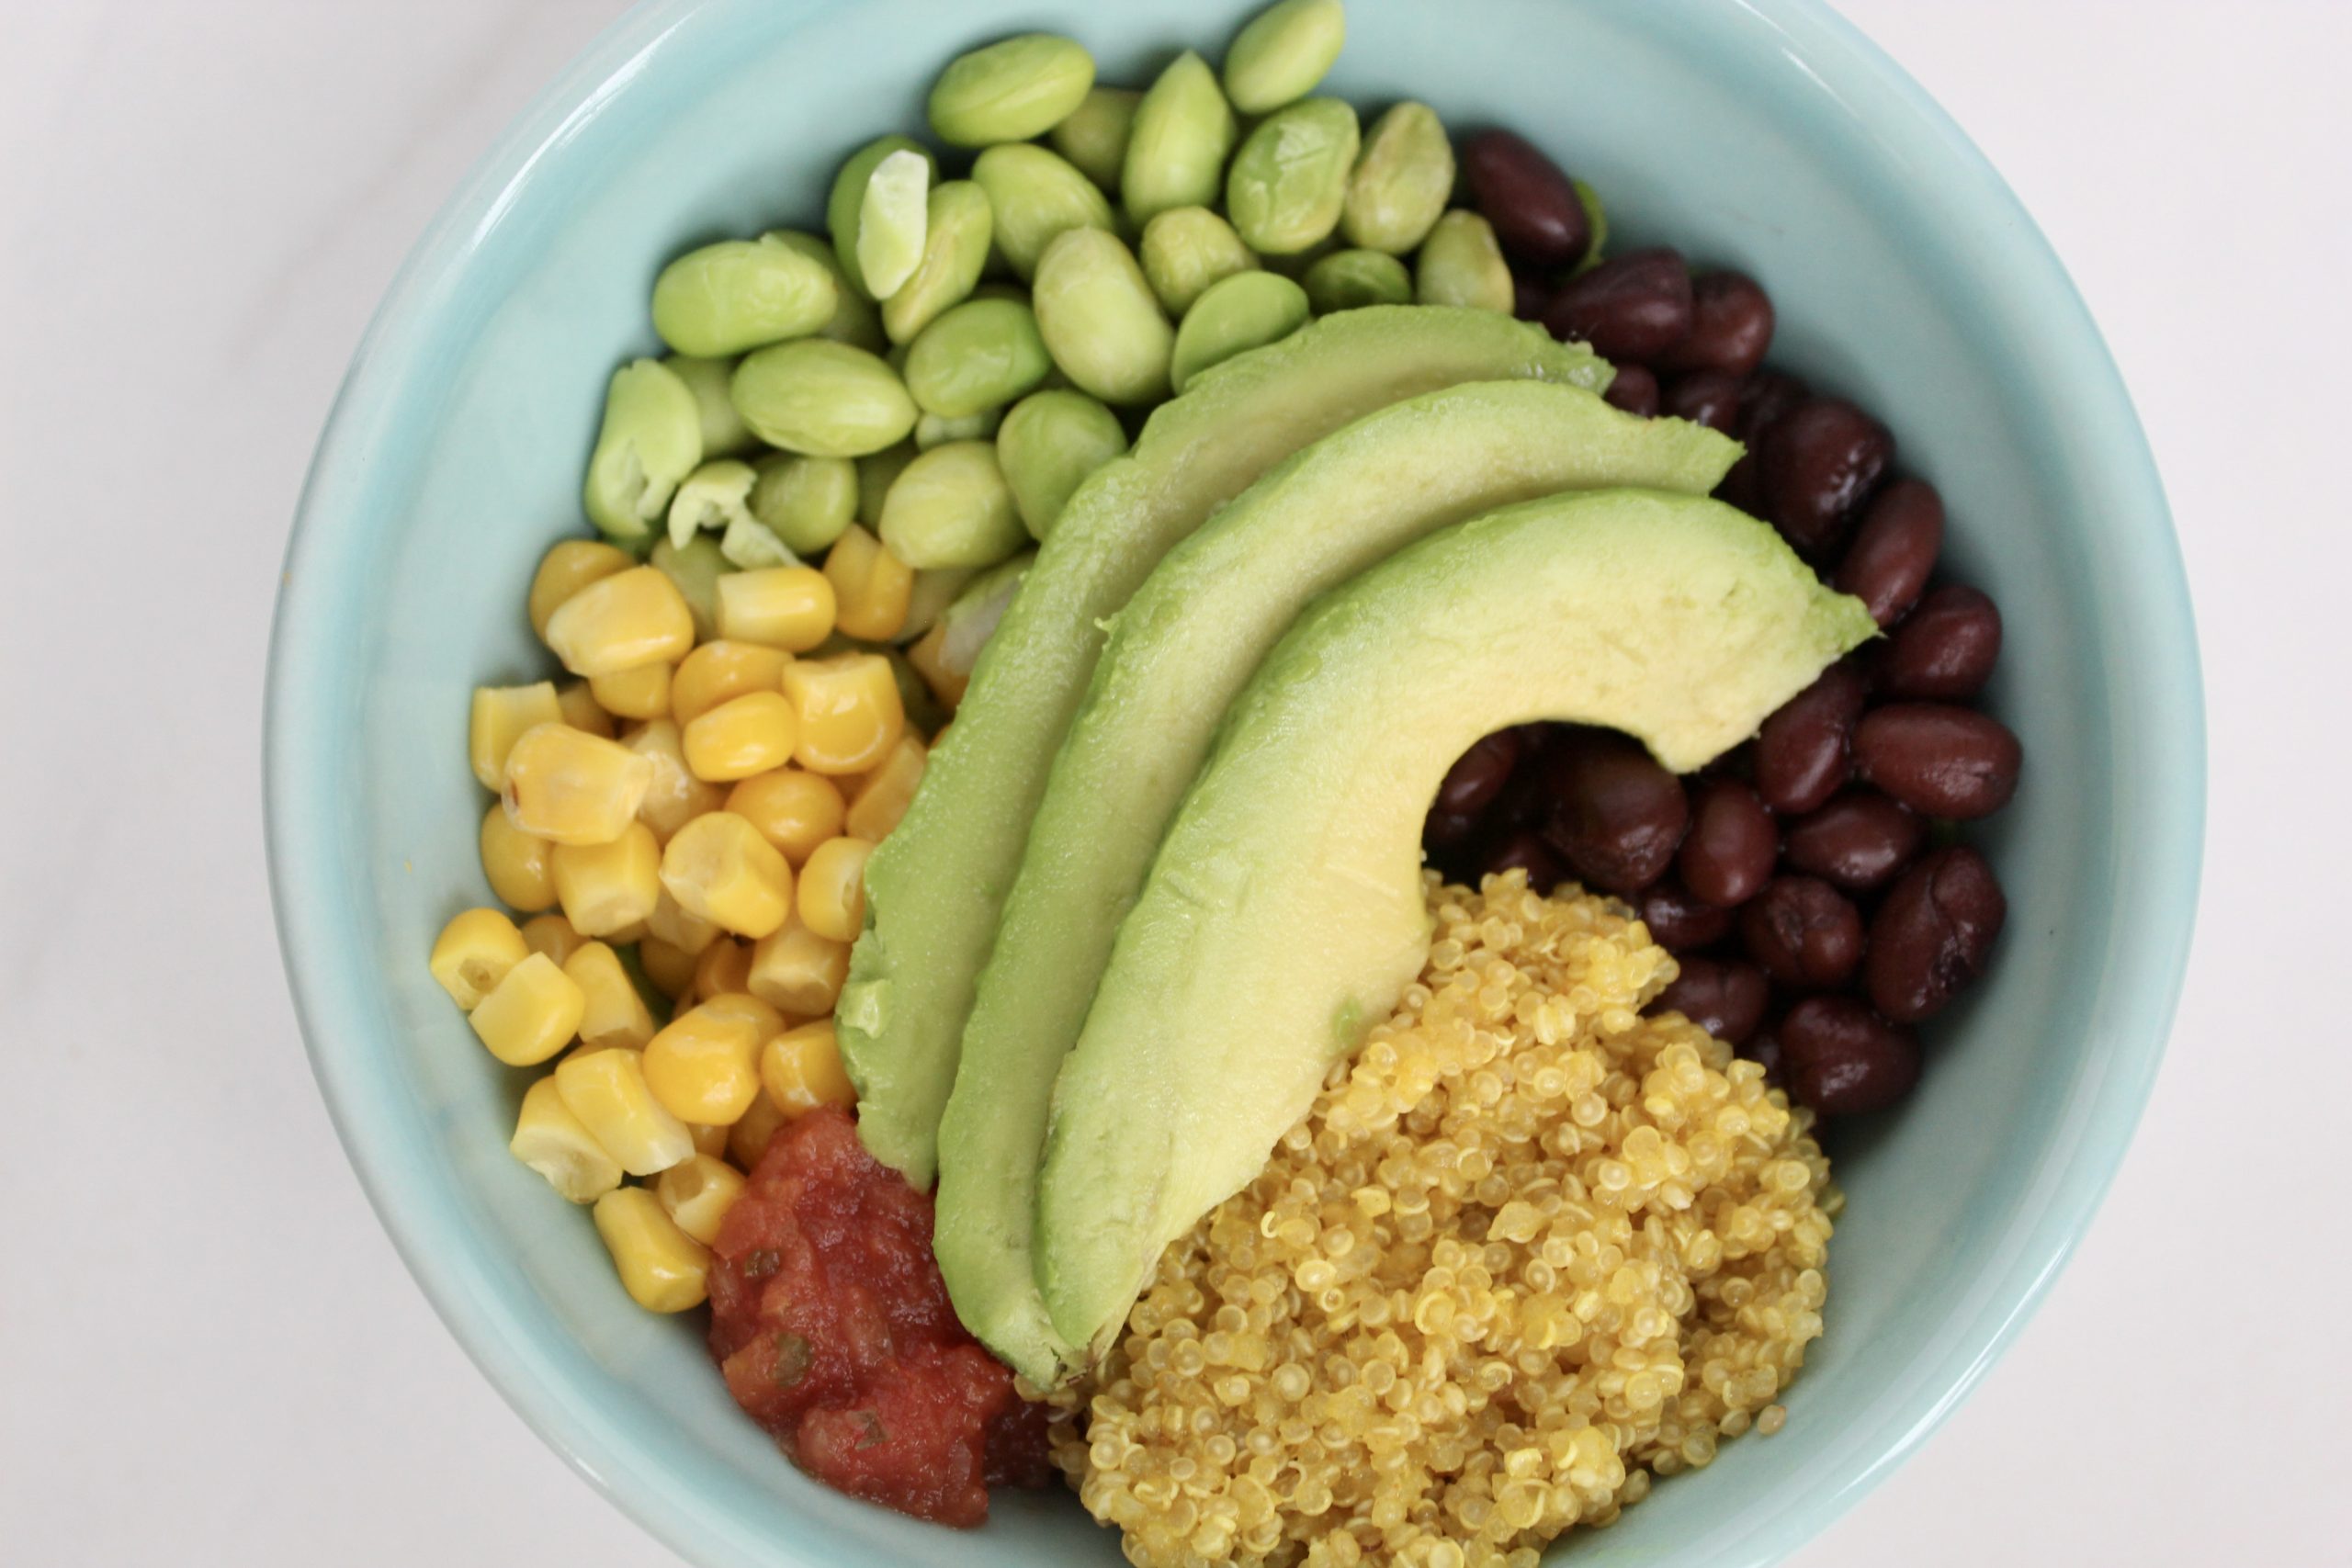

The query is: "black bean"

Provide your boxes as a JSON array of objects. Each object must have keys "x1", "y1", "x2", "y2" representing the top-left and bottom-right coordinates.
[
  {"x1": 1833, "y1": 479, "x2": 1944, "y2": 627},
  {"x1": 1460, "y1": 130, "x2": 1590, "y2": 267},
  {"x1": 1663, "y1": 368, "x2": 1742, "y2": 433},
  {"x1": 1656, "y1": 271, "x2": 1775, "y2": 378},
  {"x1": 1481, "y1": 829, "x2": 1565, "y2": 893},
  {"x1": 1734, "y1": 367, "x2": 1812, "y2": 444},
  {"x1": 1539, "y1": 728, "x2": 1689, "y2": 896},
  {"x1": 1423, "y1": 808, "x2": 1481, "y2": 850},
  {"x1": 1679, "y1": 777, "x2": 1777, "y2": 908},
  {"x1": 1636, "y1": 880, "x2": 1734, "y2": 953},
  {"x1": 1651, "y1": 956, "x2": 1770, "y2": 1044},
  {"x1": 1739, "y1": 875, "x2": 1866, "y2": 990},
  {"x1": 1739, "y1": 1027, "x2": 1787, "y2": 1087},
  {"x1": 1758, "y1": 397, "x2": 1893, "y2": 556},
  {"x1": 1865, "y1": 846, "x2": 2007, "y2": 1022},
  {"x1": 1779, "y1": 997, "x2": 1921, "y2": 1114},
  {"x1": 1754, "y1": 660, "x2": 1869, "y2": 815},
  {"x1": 1543, "y1": 248, "x2": 1694, "y2": 363},
  {"x1": 1436, "y1": 728, "x2": 1523, "y2": 817},
  {"x1": 1600, "y1": 363, "x2": 1659, "y2": 418},
  {"x1": 1512, "y1": 272, "x2": 1553, "y2": 323},
  {"x1": 1852, "y1": 705, "x2": 2021, "y2": 819},
  {"x1": 1879, "y1": 583, "x2": 2002, "y2": 700},
  {"x1": 1782, "y1": 790, "x2": 1923, "y2": 892}
]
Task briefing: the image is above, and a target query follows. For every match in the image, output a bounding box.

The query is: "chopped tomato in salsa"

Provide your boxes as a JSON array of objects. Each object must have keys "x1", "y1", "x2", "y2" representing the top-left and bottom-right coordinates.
[{"x1": 707, "y1": 1106, "x2": 1056, "y2": 1525}]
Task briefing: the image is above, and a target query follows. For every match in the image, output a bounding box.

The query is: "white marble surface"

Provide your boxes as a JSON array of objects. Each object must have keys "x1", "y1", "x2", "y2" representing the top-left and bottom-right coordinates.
[{"x1": 2, "y1": 2, "x2": 2346, "y2": 1563}]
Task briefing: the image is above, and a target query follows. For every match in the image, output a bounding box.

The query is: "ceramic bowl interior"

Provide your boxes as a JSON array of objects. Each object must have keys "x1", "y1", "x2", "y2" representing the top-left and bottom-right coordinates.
[{"x1": 266, "y1": 2, "x2": 2200, "y2": 1564}]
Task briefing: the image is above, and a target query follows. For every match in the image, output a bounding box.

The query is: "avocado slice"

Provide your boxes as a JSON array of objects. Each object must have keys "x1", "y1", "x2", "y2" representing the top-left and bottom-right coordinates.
[
  {"x1": 840, "y1": 308, "x2": 1609, "y2": 1185},
  {"x1": 933, "y1": 381, "x2": 1737, "y2": 1380},
  {"x1": 1034, "y1": 489, "x2": 1876, "y2": 1359}
]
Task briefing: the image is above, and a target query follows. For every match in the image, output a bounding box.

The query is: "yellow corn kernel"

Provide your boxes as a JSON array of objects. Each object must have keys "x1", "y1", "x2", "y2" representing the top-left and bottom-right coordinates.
[
  {"x1": 797, "y1": 836, "x2": 874, "y2": 943},
  {"x1": 565, "y1": 940, "x2": 657, "y2": 1050},
  {"x1": 683, "y1": 691, "x2": 801, "y2": 784},
  {"x1": 509, "y1": 1075, "x2": 624, "y2": 1202},
  {"x1": 557, "y1": 681, "x2": 616, "y2": 738},
  {"x1": 468, "y1": 951, "x2": 586, "y2": 1066},
  {"x1": 697, "y1": 990, "x2": 788, "y2": 1042},
  {"x1": 907, "y1": 620, "x2": 968, "y2": 710},
  {"x1": 556, "y1": 1047, "x2": 695, "y2": 1176},
  {"x1": 695, "y1": 938, "x2": 753, "y2": 1001},
  {"x1": 530, "y1": 538, "x2": 636, "y2": 638},
  {"x1": 592, "y1": 1187, "x2": 710, "y2": 1313},
  {"x1": 590, "y1": 660, "x2": 673, "y2": 722},
  {"x1": 729, "y1": 1093, "x2": 788, "y2": 1169},
  {"x1": 605, "y1": 919, "x2": 651, "y2": 944},
  {"x1": 545, "y1": 565, "x2": 695, "y2": 678},
  {"x1": 718, "y1": 565, "x2": 839, "y2": 652},
  {"x1": 726, "y1": 768, "x2": 846, "y2": 863},
  {"x1": 661, "y1": 811, "x2": 793, "y2": 937},
  {"x1": 782, "y1": 653, "x2": 906, "y2": 775},
  {"x1": 643, "y1": 1003, "x2": 765, "y2": 1125},
  {"x1": 844, "y1": 733, "x2": 928, "y2": 841},
  {"x1": 502, "y1": 723, "x2": 657, "y2": 845},
  {"x1": 761, "y1": 1021, "x2": 857, "y2": 1118},
  {"x1": 550, "y1": 821, "x2": 662, "y2": 937},
  {"x1": 647, "y1": 886, "x2": 721, "y2": 957},
  {"x1": 691, "y1": 1122, "x2": 730, "y2": 1159},
  {"x1": 621, "y1": 719, "x2": 729, "y2": 841},
  {"x1": 654, "y1": 1155, "x2": 746, "y2": 1246},
  {"x1": 519, "y1": 912, "x2": 585, "y2": 966},
  {"x1": 479, "y1": 805, "x2": 558, "y2": 913},
  {"x1": 822, "y1": 523, "x2": 913, "y2": 641},
  {"x1": 429, "y1": 907, "x2": 530, "y2": 1010},
  {"x1": 748, "y1": 914, "x2": 851, "y2": 1016},
  {"x1": 469, "y1": 682, "x2": 565, "y2": 791},
  {"x1": 640, "y1": 935, "x2": 699, "y2": 999},
  {"x1": 672, "y1": 640, "x2": 792, "y2": 728}
]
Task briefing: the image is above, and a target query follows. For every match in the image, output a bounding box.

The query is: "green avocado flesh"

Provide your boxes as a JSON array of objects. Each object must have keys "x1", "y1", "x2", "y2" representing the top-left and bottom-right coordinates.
[
  {"x1": 1034, "y1": 490, "x2": 1877, "y2": 1359},
  {"x1": 839, "y1": 308, "x2": 1609, "y2": 1186},
  {"x1": 934, "y1": 382, "x2": 1738, "y2": 1381}
]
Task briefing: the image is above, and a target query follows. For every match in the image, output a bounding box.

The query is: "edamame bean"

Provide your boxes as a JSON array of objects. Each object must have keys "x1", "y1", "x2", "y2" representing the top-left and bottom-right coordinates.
[
  {"x1": 650, "y1": 235, "x2": 840, "y2": 357},
  {"x1": 856, "y1": 442, "x2": 919, "y2": 526},
  {"x1": 1301, "y1": 247, "x2": 1411, "y2": 313},
  {"x1": 763, "y1": 230, "x2": 886, "y2": 351},
  {"x1": 900, "y1": 566, "x2": 980, "y2": 643},
  {"x1": 750, "y1": 453, "x2": 858, "y2": 554},
  {"x1": 927, "y1": 33, "x2": 1096, "y2": 147},
  {"x1": 729, "y1": 339, "x2": 919, "y2": 457},
  {"x1": 916, "y1": 407, "x2": 1003, "y2": 449},
  {"x1": 902, "y1": 297, "x2": 1053, "y2": 418},
  {"x1": 996, "y1": 389, "x2": 1127, "y2": 538},
  {"x1": 876, "y1": 441, "x2": 1029, "y2": 569},
  {"x1": 1570, "y1": 179, "x2": 1608, "y2": 275},
  {"x1": 827, "y1": 136, "x2": 939, "y2": 298},
  {"x1": 856, "y1": 149, "x2": 932, "y2": 300},
  {"x1": 582, "y1": 358, "x2": 703, "y2": 543},
  {"x1": 1222, "y1": 0, "x2": 1345, "y2": 114},
  {"x1": 1169, "y1": 270, "x2": 1311, "y2": 391},
  {"x1": 1050, "y1": 86, "x2": 1141, "y2": 192},
  {"x1": 1226, "y1": 97, "x2": 1359, "y2": 255},
  {"x1": 1414, "y1": 210, "x2": 1512, "y2": 311},
  {"x1": 1123, "y1": 51, "x2": 1237, "y2": 225},
  {"x1": 649, "y1": 534, "x2": 729, "y2": 641},
  {"x1": 663, "y1": 355, "x2": 755, "y2": 457},
  {"x1": 666, "y1": 458, "x2": 760, "y2": 550},
  {"x1": 971, "y1": 143, "x2": 1117, "y2": 280},
  {"x1": 1139, "y1": 206, "x2": 1259, "y2": 315},
  {"x1": 882, "y1": 181, "x2": 994, "y2": 344},
  {"x1": 1031, "y1": 228, "x2": 1175, "y2": 406},
  {"x1": 1342, "y1": 101, "x2": 1453, "y2": 254}
]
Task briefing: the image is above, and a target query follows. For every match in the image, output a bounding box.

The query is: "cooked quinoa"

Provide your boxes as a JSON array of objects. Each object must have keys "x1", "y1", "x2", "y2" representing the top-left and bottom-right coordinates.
[{"x1": 1054, "y1": 871, "x2": 1838, "y2": 1568}]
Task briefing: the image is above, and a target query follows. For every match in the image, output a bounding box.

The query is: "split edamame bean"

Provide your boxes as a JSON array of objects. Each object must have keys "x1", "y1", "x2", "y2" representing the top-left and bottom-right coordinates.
[
  {"x1": 927, "y1": 33, "x2": 1096, "y2": 147},
  {"x1": 649, "y1": 534, "x2": 729, "y2": 641},
  {"x1": 1572, "y1": 179, "x2": 1608, "y2": 275},
  {"x1": 667, "y1": 458, "x2": 760, "y2": 550},
  {"x1": 1222, "y1": 0, "x2": 1346, "y2": 114},
  {"x1": 1226, "y1": 97, "x2": 1360, "y2": 255},
  {"x1": 663, "y1": 355, "x2": 755, "y2": 457},
  {"x1": 1415, "y1": 209, "x2": 1513, "y2": 311},
  {"x1": 730, "y1": 339, "x2": 920, "y2": 457},
  {"x1": 1301, "y1": 247, "x2": 1412, "y2": 313},
  {"x1": 876, "y1": 441, "x2": 1030, "y2": 569},
  {"x1": 882, "y1": 181, "x2": 994, "y2": 344},
  {"x1": 1169, "y1": 270, "x2": 1311, "y2": 391},
  {"x1": 750, "y1": 454, "x2": 858, "y2": 554},
  {"x1": 1049, "y1": 86, "x2": 1141, "y2": 192},
  {"x1": 903, "y1": 297, "x2": 1054, "y2": 418},
  {"x1": 826, "y1": 136, "x2": 940, "y2": 299},
  {"x1": 1139, "y1": 206, "x2": 1260, "y2": 316},
  {"x1": 1343, "y1": 101, "x2": 1453, "y2": 254},
  {"x1": 855, "y1": 149, "x2": 932, "y2": 301},
  {"x1": 971, "y1": 143, "x2": 1118, "y2": 280},
  {"x1": 1031, "y1": 228, "x2": 1175, "y2": 406},
  {"x1": 855, "y1": 442, "x2": 919, "y2": 526},
  {"x1": 996, "y1": 389, "x2": 1128, "y2": 538},
  {"x1": 1124, "y1": 51, "x2": 1238, "y2": 225},
  {"x1": 582, "y1": 358, "x2": 703, "y2": 543},
  {"x1": 650, "y1": 235, "x2": 840, "y2": 358},
  {"x1": 763, "y1": 230, "x2": 887, "y2": 351}
]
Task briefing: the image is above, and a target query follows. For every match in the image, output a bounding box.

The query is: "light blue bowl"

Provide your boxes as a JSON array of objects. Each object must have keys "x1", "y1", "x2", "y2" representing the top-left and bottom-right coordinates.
[{"x1": 266, "y1": 1, "x2": 2201, "y2": 1563}]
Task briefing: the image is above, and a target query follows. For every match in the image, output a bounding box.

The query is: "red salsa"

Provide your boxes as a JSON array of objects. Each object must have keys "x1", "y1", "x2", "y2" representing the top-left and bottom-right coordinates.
[{"x1": 707, "y1": 1106, "x2": 1055, "y2": 1525}]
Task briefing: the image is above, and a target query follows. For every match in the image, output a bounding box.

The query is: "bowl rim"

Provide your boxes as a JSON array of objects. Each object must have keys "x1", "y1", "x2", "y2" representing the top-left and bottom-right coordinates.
[{"x1": 265, "y1": 1, "x2": 2204, "y2": 1564}]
